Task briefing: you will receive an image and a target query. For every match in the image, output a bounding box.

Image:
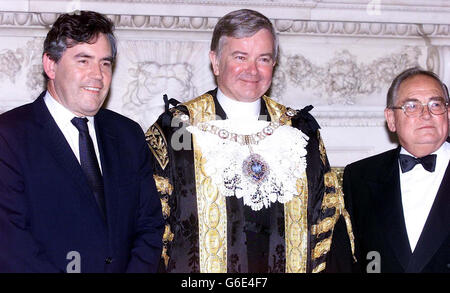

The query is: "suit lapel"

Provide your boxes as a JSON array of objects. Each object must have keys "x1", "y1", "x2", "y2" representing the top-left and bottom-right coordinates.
[
  {"x1": 33, "y1": 94, "x2": 98, "y2": 207},
  {"x1": 33, "y1": 94, "x2": 109, "y2": 226},
  {"x1": 406, "y1": 161, "x2": 450, "y2": 272},
  {"x1": 94, "y1": 110, "x2": 120, "y2": 234},
  {"x1": 369, "y1": 148, "x2": 412, "y2": 270}
]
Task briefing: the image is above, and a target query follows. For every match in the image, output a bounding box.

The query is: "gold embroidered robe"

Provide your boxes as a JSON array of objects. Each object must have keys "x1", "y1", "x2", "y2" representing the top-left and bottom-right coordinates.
[{"x1": 146, "y1": 89, "x2": 355, "y2": 273}]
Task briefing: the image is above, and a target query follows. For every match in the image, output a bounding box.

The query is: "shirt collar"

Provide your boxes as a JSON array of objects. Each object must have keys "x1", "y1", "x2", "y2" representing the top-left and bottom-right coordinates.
[
  {"x1": 44, "y1": 91, "x2": 95, "y2": 127},
  {"x1": 400, "y1": 141, "x2": 450, "y2": 157},
  {"x1": 216, "y1": 88, "x2": 261, "y2": 121}
]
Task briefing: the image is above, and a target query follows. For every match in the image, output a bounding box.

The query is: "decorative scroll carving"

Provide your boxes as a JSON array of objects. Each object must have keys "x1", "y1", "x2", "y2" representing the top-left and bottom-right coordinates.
[
  {"x1": 0, "y1": 49, "x2": 24, "y2": 83},
  {"x1": 272, "y1": 46, "x2": 421, "y2": 105},
  {"x1": 275, "y1": 21, "x2": 450, "y2": 38},
  {"x1": 1, "y1": 11, "x2": 450, "y2": 39},
  {"x1": 0, "y1": 38, "x2": 45, "y2": 96},
  {"x1": 122, "y1": 60, "x2": 198, "y2": 128}
]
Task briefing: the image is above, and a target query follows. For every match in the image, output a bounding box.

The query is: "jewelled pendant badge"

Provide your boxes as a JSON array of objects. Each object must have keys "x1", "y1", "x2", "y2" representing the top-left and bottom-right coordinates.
[
  {"x1": 187, "y1": 110, "x2": 308, "y2": 211},
  {"x1": 243, "y1": 153, "x2": 269, "y2": 184}
]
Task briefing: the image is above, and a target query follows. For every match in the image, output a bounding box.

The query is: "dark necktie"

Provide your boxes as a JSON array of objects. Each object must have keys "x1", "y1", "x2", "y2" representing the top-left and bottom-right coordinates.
[
  {"x1": 71, "y1": 117, "x2": 106, "y2": 220},
  {"x1": 399, "y1": 153, "x2": 437, "y2": 173}
]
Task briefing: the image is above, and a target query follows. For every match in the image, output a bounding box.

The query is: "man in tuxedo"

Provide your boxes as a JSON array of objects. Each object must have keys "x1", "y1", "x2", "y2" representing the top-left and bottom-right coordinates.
[
  {"x1": 343, "y1": 67, "x2": 450, "y2": 273},
  {"x1": 0, "y1": 10, "x2": 164, "y2": 273},
  {"x1": 146, "y1": 9, "x2": 355, "y2": 273}
]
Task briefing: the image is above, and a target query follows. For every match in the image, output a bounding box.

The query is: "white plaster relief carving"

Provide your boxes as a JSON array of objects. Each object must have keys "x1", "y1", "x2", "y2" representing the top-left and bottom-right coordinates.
[
  {"x1": 0, "y1": 49, "x2": 24, "y2": 83},
  {"x1": 271, "y1": 46, "x2": 421, "y2": 105},
  {"x1": 0, "y1": 38, "x2": 44, "y2": 103},
  {"x1": 47, "y1": 0, "x2": 321, "y2": 6},
  {"x1": 31, "y1": 0, "x2": 446, "y2": 10},
  {"x1": 275, "y1": 21, "x2": 428, "y2": 37},
  {"x1": 2, "y1": 12, "x2": 450, "y2": 39},
  {"x1": 313, "y1": 111, "x2": 386, "y2": 127},
  {"x1": 119, "y1": 40, "x2": 212, "y2": 128},
  {"x1": 123, "y1": 61, "x2": 197, "y2": 128}
]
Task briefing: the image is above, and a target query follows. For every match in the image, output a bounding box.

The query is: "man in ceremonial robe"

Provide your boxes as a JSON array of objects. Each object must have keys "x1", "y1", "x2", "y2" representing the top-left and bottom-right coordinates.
[{"x1": 146, "y1": 9, "x2": 355, "y2": 273}]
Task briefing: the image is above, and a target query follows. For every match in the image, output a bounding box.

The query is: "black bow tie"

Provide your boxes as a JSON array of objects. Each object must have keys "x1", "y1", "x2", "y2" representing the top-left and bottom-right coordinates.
[{"x1": 399, "y1": 154, "x2": 437, "y2": 173}]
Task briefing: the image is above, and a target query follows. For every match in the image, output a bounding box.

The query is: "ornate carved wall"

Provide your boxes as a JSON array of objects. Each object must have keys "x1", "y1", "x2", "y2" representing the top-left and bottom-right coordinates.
[{"x1": 1, "y1": 0, "x2": 450, "y2": 166}]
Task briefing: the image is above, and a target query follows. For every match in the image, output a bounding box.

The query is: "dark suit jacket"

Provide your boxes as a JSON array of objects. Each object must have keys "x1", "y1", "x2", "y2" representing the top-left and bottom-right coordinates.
[
  {"x1": 0, "y1": 92, "x2": 164, "y2": 273},
  {"x1": 343, "y1": 147, "x2": 450, "y2": 273}
]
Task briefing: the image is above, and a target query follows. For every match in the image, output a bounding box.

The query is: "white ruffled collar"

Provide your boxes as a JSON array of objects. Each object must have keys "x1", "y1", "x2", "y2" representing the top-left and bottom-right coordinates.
[{"x1": 188, "y1": 119, "x2": 308, "y2": 211}]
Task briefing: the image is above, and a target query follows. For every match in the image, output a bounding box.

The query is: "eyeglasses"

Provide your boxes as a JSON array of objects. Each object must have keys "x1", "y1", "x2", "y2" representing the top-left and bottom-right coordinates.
[{"x1": 390, "y1": 99, "x2": 449, "y2": 117}]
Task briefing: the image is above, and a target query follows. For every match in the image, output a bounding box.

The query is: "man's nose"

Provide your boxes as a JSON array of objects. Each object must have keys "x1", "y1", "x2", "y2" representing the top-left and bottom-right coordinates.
[
  {"x1": 420, "y1": 103, "x2": 432, "y2": 119},
  {"x1": 245, "y1": 60, "x2": 258, "y2": 75},
  {"x1": 89, "y1": 63, "x2": 103, "y2": 80}
]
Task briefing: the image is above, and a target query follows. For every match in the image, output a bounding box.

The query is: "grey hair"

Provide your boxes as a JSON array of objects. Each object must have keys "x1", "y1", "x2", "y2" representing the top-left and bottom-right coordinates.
[
  {"x1": 210, "y1": 9, "x2": 278, "y2": 60},
  {"x1": 387, "y1": 67, "x2": 449, "y2": 108}
]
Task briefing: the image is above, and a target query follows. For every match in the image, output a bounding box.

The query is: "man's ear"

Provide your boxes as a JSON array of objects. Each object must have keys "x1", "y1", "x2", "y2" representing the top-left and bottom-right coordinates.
[
  {"x1": 209, "y1": 51, "x2": 219, "y2": 76},
  {"x1": 42, "y1": 53, "x2": 57, "y2": 80},
  {"x1": 447, "y1": 104, "x2": 450, "y2": 122},
  {"x1": 384, "y1": 108, "x2": 397, "y2": 132}
]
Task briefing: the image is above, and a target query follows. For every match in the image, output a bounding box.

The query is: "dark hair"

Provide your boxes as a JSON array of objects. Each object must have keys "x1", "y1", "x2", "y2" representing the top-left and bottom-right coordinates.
[
  {"x1": 43, "y1": 10, "x2": 116, "y2": 80},
  {"x1": 387, "y1": 67, "x2": 449, "y2": 108},
  {"x1": 210, "y1": 9, "x2": 278, "y2": 60}
]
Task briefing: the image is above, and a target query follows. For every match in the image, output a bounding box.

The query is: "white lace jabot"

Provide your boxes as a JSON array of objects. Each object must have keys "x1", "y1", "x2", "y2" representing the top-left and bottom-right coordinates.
[{"x1": 188, "y1": 119, "x2": 308, "y2": 211}]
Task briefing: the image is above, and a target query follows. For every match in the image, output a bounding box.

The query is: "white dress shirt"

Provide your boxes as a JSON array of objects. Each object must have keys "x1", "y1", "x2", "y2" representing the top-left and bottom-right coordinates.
[
  {"x1": 216, "y1": 89, "x2": 261, "y2": 121},
  {"x1": 44, "y1": 91, "x2": 102, "y2": 172},
  {"x1": 399, "y1": 141, "x2": 450, "y2": 251}
]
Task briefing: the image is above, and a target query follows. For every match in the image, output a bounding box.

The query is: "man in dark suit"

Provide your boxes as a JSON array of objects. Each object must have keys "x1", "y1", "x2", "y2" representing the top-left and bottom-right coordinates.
[
  {"x1": 343, "y1": 67, "x2": 450, "y2": 273},
  {"x1": 0, "y1": 11, "x2": 164, "y2": 273}
]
